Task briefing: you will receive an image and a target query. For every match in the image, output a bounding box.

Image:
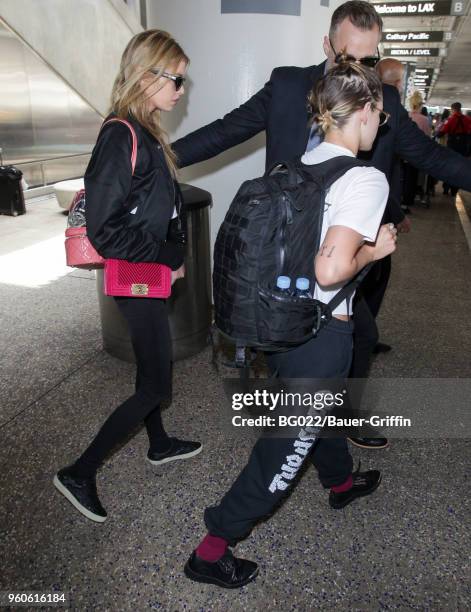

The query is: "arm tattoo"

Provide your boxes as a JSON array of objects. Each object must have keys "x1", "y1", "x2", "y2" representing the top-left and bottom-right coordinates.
[{"x1": 320, "y1": 245, "x2": 336, "y2": 257}]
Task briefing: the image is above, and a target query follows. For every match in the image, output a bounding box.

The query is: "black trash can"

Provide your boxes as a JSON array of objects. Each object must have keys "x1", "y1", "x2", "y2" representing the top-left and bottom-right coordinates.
[
  {"x1": 0, "y1": 166, "x2": 26, "y2": 216},
  {"x1": 96, "y1": 183, "x2": 212, "y2": 362}
]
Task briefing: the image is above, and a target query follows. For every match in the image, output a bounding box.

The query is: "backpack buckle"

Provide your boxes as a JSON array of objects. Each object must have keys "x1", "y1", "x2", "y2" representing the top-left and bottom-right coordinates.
[{"x1": 312, "y1": 302, "x2": 331, "y2": 336}]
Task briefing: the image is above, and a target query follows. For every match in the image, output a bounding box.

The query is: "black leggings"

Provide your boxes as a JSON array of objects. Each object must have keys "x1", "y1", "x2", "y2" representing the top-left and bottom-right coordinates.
[{"x1": 74, "y1": 297, "x2": 172, "y2": 478}]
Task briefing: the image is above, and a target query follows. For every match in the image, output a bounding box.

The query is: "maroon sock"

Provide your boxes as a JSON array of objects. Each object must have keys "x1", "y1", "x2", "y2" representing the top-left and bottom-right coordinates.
[
  {"x1": 331, "y1": 473, "x2": 353, "y2": 493},
  {"x1": 196, "y1": 533, "x2": 228, "y2": 562}
]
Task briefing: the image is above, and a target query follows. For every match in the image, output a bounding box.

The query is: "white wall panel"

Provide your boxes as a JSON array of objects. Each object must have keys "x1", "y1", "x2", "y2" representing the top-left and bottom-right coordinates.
[{"x1": 148, "y1": 0, "x2": 342, "y2": 249}]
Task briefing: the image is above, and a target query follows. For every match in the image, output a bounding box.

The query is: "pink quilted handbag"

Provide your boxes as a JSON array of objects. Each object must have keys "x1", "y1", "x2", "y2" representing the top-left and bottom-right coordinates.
[
  {"x1": 65, "y1": 225, "x2": 105, "y2": 269},
  {"x1": 64, "y1": 118, "x2": 137, "y2": 269},
  {"x1": 104, "y1": 259, "x2": 172, "y2": 298}
]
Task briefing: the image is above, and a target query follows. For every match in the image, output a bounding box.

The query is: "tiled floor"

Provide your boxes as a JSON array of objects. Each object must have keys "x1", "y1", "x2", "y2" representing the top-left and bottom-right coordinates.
[{"x1": 0, "y1": 192, "x2": 470, "y2": 610}]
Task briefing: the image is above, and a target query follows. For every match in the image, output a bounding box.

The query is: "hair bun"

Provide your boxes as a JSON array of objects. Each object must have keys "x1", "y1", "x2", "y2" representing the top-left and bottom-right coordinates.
[{"x1": 316, "y1": 109, "x2": 336, "y2": 133}]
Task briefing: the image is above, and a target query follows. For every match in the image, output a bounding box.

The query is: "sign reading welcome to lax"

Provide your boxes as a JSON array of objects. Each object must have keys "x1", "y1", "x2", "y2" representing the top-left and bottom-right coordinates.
[{"x1": 372, "y1": 1, "x2": 467, "y2": 16}]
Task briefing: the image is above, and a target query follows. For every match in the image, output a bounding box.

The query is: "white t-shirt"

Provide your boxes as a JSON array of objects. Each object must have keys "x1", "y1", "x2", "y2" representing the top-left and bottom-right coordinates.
[{"x1": 301, "y1": 142, "x2": 389, "y2": 315}]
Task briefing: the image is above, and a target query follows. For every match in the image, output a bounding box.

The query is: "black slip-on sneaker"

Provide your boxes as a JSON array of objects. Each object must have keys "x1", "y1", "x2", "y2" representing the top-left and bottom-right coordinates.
[
  {"x1": 184, "y1": 550, "x2": 258, "y2": 589},
  {"x1": 329, "y1": 467, "x2": 382, "y2": 509},
  {"x1": 53, "y1": 465, "x2": 107, "y2": 523},
  {"x1": 147, "y1": 438, "x2": 202, "y2": 466}
]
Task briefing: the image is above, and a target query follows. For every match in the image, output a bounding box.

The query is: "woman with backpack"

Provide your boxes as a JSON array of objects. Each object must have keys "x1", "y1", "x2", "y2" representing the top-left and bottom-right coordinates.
[
  {"x1": 54, "y1": 30, "x2": 201, "y2": 523},
  {"x1": 183, "y1": 54, "x2": 397, "y2": 588}
]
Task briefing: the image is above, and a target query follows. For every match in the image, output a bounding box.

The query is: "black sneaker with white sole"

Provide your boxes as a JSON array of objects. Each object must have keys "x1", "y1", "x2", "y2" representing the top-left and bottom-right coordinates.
[
  {"x1": 53, "y1": 465, "x2": 107, "y2": 523},
  {"x1": 147, "y1": 438, "x2": 202, "y2": 466},
  {"x1": 184, "y1": 550, "x2": 259, "y2": 588}
]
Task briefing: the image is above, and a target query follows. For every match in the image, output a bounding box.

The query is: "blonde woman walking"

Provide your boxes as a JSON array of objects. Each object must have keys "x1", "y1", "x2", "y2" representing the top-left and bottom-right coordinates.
[{"x1": 54, "y1": 30, "x2": 201, "y2": 523}]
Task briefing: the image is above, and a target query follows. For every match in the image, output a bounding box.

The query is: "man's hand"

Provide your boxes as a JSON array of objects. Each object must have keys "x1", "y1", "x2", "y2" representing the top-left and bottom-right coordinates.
[
  {"x1": 396, "y1": 217, "x2": 411, "y2": 233},
  {"x1": 171, "y1": 264, "x2": 185, "y2": 286}
]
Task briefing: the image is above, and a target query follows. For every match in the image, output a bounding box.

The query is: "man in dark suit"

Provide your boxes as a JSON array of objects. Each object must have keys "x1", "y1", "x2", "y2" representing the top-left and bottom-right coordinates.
[
  {"x1": 174, "y1": 0, "x2": 470, "y2": 449},
  {"x1": 174, "y1": 11, "x2": 469, "y2": 191},
  {"x1": 177, "y1": 1, "x2": 471, "y2": 589}
]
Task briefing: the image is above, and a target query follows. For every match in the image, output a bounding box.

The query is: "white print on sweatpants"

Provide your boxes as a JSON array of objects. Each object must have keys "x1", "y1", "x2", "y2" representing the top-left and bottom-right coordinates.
[{"x1": 268, "y1": 429, "x2": 317, "y2": 493}]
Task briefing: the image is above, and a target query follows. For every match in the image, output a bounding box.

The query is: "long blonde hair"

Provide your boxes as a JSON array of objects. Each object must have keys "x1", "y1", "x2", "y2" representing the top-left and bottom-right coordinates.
[
  {"x1": 110, "y1": 30, "x2": 189, "y2": 176},
  {"x1": 409, "y1": 91, "x2": 423, "y2": 112}
]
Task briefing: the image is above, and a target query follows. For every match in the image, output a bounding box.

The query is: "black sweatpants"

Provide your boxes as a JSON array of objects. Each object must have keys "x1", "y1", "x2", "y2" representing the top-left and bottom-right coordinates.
[
  {"x1": 74, "y1": 297, "x2": 172, "y2": 478},
  {"x1": 204, "y1": 318, "x2": 354, "y2": 545}
]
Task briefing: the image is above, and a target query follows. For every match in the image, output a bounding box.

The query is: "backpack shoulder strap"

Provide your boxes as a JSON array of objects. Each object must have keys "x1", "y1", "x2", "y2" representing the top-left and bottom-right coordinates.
[
  {"x1": 301, "y1": 155, "x2": 370, "y2": 192},
  {"x1": 101, "y1": 118, "x2": 138, "y2": 175},
  {"x1": 326, "y1": 262, "x2": 373, "y2": 312}
]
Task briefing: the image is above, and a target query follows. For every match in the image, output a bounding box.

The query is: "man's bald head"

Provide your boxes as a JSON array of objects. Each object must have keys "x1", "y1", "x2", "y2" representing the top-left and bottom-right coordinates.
[{"x1": 376, "y1": 58, "x2": 405, "y2": 93}]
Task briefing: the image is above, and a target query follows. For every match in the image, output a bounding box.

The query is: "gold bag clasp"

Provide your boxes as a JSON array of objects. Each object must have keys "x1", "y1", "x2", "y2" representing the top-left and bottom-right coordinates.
[{"x1": 131, "y1": 284, "x2": 149, "y2": 295}]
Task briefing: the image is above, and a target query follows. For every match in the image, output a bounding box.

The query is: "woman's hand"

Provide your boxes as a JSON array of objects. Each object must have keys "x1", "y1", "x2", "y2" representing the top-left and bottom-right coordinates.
[
  {"x1": 315, "y1": 222, "x2": 397, "y2": 288},
  {"x1": 171, "y1": 264, "x2": 185, "y2": 286},
  {"x1": 372, "y1": 223, "x2": 397, "y2": 260}
]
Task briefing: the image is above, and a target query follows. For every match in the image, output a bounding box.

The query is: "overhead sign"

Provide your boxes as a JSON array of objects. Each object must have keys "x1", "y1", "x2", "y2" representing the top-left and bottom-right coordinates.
[
  {"x1": 414, "y1": 77, "x2": 432, "y2": 84},
  {"x1": 372, "y1": 1, "x2": 468, "y2": 17},
  {"x1": 221, "y1": 0, "x2": 301, "y2": 14},
  {"x1": 384, "y1": 48, "x2": 441, "y2": 56},
  {"x1": 414, "y1": 68, "x2": 434, "y2": 80},
  {"x1": 382, "y1": 31, "x2": 450, "y2": 42},
  {"x1": 403, "y1": 63, "x2": 417, "y2": 105}
]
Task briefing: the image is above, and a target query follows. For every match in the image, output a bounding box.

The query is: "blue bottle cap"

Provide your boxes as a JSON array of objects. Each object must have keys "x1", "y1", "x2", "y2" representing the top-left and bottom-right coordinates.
[
  {"x1": 276, "y1": 275, "x2": 291, "y2": 289},
  {"x1": 296, "y1": 277, "x2": 309, "y2": 291}
]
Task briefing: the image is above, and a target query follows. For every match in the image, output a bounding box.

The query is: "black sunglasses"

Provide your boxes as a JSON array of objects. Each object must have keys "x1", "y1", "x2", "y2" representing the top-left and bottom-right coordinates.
[
  {"x1": 149, "y1": 70, "x2": 186, "y2": 91},
  {"x1": 329, "y1": 38, "x2": 380, "y2": 68}
]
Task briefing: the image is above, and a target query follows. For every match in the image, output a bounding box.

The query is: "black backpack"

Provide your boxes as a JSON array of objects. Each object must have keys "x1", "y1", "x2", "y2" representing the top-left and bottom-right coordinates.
[{"x1": 213, "y1": 156, "x2": 372, "y2": 361}]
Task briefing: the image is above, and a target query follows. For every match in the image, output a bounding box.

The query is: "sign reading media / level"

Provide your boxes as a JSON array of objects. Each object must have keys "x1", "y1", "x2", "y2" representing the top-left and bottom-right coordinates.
[
  {"x1": 382, "y1": 31, "x2": 450, "y2": 42},
  {"x1": 384, "y1": 47, "x2": 440, "y2": 56},
  {"x1": 373, "y1": 0, "x2": 468, "y2": 16}
]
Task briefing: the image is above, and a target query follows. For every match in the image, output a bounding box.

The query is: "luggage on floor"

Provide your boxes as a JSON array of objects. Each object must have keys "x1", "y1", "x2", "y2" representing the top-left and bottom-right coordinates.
[{"x1": 0, "y1": 165, "x2": 26, "y2": 216}]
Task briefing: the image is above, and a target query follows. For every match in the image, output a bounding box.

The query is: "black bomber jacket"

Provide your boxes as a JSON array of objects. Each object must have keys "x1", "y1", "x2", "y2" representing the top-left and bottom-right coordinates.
[{"x1": 85, "y1": 114, "x2": 184, "y2": 270}]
